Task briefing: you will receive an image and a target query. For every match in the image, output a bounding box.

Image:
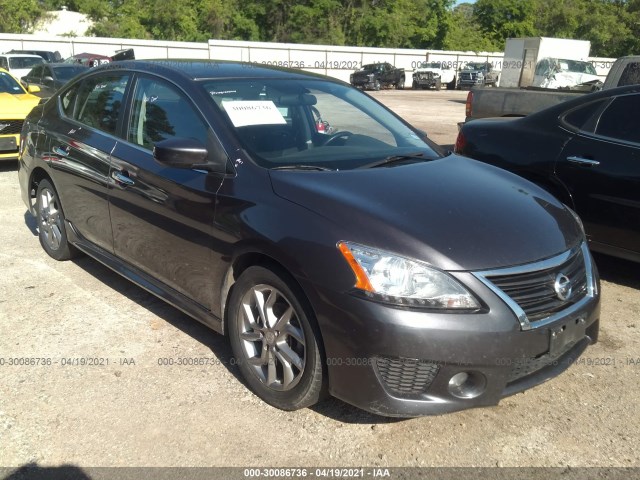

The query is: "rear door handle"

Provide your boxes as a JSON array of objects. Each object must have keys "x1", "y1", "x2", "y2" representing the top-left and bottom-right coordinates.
[
  {"x1": 111, "y1": 170, "x2": 135, "y2": 186},
  {"x1": 567, "y1": 156, "x2": 600, "y2": 167},
  {"x1": 52, "y1": 145, "x2": 69, "y2": 157}
]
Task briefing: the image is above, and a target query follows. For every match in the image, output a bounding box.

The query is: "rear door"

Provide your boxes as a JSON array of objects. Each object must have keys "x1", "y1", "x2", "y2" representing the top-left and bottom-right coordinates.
[
  {"x1": 108, "y1": 74, "x2": 225, "y2": 308},
  {"x1": 42, "y1": 72, "x2": 130, "y2": 252},
  {"x1": 556, "y1": 93, "x2": 640, "y2": 254}
]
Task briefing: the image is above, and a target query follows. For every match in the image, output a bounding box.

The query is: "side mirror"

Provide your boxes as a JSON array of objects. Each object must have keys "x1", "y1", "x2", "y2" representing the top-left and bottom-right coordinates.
[
  {"x1": 43, "y1": 76, "x2": 54, "y2": 86},
  {"x1": 27, "y1": 84, "x2": 41, "y2": 94},
  {"x1": 153, "y1": 137, "x2": 209, "y2": 169}
]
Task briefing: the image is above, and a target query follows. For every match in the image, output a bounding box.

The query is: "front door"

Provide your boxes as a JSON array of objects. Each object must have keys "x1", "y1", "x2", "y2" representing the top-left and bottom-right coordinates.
[{"x1": 108, "y1": 74, "x2": 225, "y2": 308}]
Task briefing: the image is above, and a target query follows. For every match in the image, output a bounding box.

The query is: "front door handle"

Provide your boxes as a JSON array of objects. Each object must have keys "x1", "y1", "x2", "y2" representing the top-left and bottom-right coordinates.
[
  {"x1": 52, "y1": 145, "x2": 69, "y2": 157},
  {"x1": 111, "y1": 170, "x2": 135, "y2": 187},
  {"x1": 567, "y1": 156, "x2": 600, "y2": 167}
]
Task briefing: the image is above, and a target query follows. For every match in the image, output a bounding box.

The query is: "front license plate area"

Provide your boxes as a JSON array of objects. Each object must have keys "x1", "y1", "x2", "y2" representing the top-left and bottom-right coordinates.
[
  {"x1": 549, "y1": 318, "x2": 586, "y2": 357},
  {"x1": 0, "y1": 136, "x2": 17, "y2": 152}
]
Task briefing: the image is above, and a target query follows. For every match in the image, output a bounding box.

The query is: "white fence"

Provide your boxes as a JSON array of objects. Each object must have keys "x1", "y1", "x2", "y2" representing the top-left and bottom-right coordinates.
[{"x1": 0, "y1": 33, "x2": 615, "y2": 83}]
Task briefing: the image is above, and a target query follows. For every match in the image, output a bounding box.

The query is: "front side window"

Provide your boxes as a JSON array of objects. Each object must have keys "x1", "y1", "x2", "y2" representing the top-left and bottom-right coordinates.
[
  {"x1": 127, "y1": 76, "x2": 210, "y2": 150},
  {"x1": 74, "y1": 73, "x2": 129, "y2": 135},
  {"x1": 595, "y1": 94, "x2": 640, "y2": 144},
  {"x1": 204, "y1": 78, "x2": 437, "y2": 170}
]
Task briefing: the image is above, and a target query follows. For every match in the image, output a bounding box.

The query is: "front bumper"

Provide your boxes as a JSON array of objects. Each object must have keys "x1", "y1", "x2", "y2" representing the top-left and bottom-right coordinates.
[{"x1": 302, "y1": 249, "x2": 600, "y2": 417}]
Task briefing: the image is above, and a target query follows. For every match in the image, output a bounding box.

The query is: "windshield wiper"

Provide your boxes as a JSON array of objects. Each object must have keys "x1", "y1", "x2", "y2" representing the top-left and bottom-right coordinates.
[
  {"x1": 271, "y1": 164, "x2": 335, "y2": 171},
  {"x1": 358, "y1": 153, "x2": 433, "y2": 169}
]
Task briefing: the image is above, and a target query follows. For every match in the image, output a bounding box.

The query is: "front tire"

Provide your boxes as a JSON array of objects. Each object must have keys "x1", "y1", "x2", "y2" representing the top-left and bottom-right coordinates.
[
  {"x1": 373, "y1": 79, "x2": 381, "y2": 91},
  {"x1": 435, "y1": 79, "x2": 442, "y2": 91},
  {"x1": 396, "y1": 77, "x2": 404, "y2": 90},
  {"x1": 36, "y1": 179, "x2": 78, "y2": 261},
  {"x1": 228, "y1": 266, "x2": 326, "y2": 411}
]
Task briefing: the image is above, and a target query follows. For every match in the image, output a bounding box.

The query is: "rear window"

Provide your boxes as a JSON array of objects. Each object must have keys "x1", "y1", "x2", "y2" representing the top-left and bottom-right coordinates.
[{"x1": 617, "y1": 62, "x2": 640, "y2": 87}]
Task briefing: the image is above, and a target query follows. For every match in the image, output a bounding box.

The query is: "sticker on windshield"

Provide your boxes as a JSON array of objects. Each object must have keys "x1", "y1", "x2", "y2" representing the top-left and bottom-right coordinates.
[{"x1": 222, "y1": 100, "x2": 286, "y2": 127}]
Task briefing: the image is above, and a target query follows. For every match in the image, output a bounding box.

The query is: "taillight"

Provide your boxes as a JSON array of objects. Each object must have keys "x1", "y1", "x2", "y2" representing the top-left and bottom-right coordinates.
[
  {"x1": 454, "y1": 130, "x2": 466, "y2": 153},
  {"x1": 465, "y1": 91, "x2": 473, "y2": 118}
]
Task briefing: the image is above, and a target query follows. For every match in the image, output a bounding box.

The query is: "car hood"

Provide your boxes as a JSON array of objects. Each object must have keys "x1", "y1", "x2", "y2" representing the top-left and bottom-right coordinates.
[
  {"x1": 269, "y1": 155, "x2": 582, "y2": 272},
  {"x1": 0, "y1": 92, "x2": 40, "y2": 119}
]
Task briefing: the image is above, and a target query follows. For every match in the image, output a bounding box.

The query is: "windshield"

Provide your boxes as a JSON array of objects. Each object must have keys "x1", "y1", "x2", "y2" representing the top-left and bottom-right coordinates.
[
  {"x1": 55, "y1": 65, "x2": 88, "y2": 81},
  {"x1": 0, "y1": 71, "x2": 25, "y2": 94},
  {"x1": 202, "y1": 78, "x2": 438, "y2": 170},
  {"x1": 8, "y1": 57, "x2": 44, "y2": 70},
  {"x1": 558, "y1": 60, "x2": 598, "y2": 75},
  {"x1": 464, "y1": 63, "x2": 488, "y2": 71}
]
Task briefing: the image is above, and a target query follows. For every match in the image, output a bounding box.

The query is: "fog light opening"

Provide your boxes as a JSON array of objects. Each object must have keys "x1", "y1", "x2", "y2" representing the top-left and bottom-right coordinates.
[{"x1": 448, "y1": 371, "x2": 486, "y2": 399}]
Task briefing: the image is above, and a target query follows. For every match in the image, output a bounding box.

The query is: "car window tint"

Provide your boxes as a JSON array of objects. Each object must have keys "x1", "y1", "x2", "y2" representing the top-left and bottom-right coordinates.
[
  {"x1": 617, "y1": 62, "x2": 640, "y2": 87},
  {"x1": 60, "y1": 85, "x2": 79, "y2": 117},
  {"x1": 563, "y1": 100, "x2": 606, "y2": 131},
  {"x1": 42, "y1": 66, "x2": 52, "y2": 79},
  {"x1": 595, "y1": 95, "x2": 640, "y2": 144},
  {"x1": 127, "y1": 77, "x2": 209, "y2": 150},
  {"x1": 27, "y1": 65, "x2": 43, "y2": 81},
  {"x1": 74, "y1": 74, "x2": 129, "y2": 135},
  {"x1": 0, "y1": 57, "x2": 8, "y2": 70}
]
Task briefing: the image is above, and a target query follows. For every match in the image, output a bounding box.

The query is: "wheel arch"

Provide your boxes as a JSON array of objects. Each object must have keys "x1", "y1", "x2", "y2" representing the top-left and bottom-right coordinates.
[{"x1": 28, "y1": 167, "x2": 54, "y2": 213}]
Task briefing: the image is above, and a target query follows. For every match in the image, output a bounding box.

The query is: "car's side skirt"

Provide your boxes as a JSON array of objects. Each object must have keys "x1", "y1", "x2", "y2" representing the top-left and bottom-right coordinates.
[{"x1": 65, "y1": 220, "x2": 225, "y2": 335}]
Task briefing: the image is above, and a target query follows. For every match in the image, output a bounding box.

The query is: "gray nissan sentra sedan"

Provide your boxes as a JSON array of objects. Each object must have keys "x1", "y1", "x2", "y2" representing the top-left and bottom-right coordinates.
[{"x1": 18, "y1": 60, "x2": 600, "y2": 417}]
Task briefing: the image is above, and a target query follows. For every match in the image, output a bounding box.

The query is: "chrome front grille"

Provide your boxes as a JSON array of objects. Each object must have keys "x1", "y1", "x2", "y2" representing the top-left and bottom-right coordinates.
[
  {"x1": 474, "y1": 243, "x2": 595, "y2": 330},
  {"x1": 487, "y1": 248, "x2": 587, "y2": 322},
  {"x1": 0, "y1": 120, "x2": 24, "y2": 135}
]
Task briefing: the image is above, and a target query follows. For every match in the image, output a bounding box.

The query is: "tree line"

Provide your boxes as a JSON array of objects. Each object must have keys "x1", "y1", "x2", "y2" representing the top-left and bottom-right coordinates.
[{"x1": 2, "y1": 0, "x2": 639, "y2": 57}]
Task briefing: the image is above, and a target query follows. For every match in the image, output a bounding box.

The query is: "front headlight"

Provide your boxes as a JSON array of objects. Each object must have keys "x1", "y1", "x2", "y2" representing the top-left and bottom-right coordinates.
[{"x1": 337, "y1": 242, "x2": 480, "y2": 309}]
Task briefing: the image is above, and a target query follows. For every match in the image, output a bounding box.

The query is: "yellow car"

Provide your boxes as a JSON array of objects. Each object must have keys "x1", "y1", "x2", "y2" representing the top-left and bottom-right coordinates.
[{"x1": 0, "y1": 68, "x2": 41, "y2": 161}]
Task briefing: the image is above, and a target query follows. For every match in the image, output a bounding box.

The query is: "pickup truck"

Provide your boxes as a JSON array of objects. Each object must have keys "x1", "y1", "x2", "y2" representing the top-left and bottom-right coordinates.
[
  {"x1": 350, "y1": 62, "x2": 405, "y2": 90},
  {"x1": 458, "y1": 62, "x2": 500, "y2": 89},
  {"x1": 465, "y1": 55, "x2": 640, "y2": 122},
  {"x1": 412, "y1": 61, "x2": 457, "y2": 90}
]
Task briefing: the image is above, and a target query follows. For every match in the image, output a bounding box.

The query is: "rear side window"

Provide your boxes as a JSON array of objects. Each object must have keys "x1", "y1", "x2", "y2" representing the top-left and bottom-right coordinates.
[
  {"x1": 74, "y1": 74, "x2": 129, "y2": 135},
  {"x1": 562, "y1": 100, "x2": 606, "y2": 131},
  {"x1": 617, "y1": 62, "x2": 640, "y2": 87},
  {"x1": 595, "y1": 94, "x2": 640, "y2": 144},
  {"x1": 127, "y1": 76, "x2": 209, "y2": 150}
]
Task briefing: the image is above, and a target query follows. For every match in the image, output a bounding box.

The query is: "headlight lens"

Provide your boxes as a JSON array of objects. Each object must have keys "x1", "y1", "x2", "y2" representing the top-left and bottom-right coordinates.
[{"x1": 338, "y1": 242, "x2": 480, "y2": 309}]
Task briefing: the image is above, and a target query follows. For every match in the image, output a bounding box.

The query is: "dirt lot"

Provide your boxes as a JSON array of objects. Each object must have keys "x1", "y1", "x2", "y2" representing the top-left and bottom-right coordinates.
[{"x1": 1, "y1": 90, "x2": 639, "y2": 474}]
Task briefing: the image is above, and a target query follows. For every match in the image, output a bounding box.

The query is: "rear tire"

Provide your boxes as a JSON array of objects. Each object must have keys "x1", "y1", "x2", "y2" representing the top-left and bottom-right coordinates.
[
  {"x1": 36, "y1": 179, "x2": 78, "y2": 261},
  {"x1": 396, "y1": 77, "x2": 405, "y2": 90},
  {"x1": 447, "y1": 78, "x2": 456, "y2": 90},
  {"x1": 228, "y1": 266, "x2": 326, "y2": 411}
]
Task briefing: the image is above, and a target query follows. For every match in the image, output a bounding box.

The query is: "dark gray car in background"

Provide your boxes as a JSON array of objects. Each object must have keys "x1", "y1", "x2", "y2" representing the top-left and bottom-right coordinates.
[{"x1": 18, "y1": 60, "x2": 600, "y2": 417}]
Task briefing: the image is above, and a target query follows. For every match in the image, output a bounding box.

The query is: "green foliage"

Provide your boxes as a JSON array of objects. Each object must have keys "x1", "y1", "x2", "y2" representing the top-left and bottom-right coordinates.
[
  {"x1": 0, "y1": 0, "x2": 46, "y2": 33},
  {"x1": 444, "y1": 3, "x2": 502, "y2": 51},
  {"x1": 2, "y1": 0, "x2": 640, "y2": 57},
  {"x1": 473, "y1": 0, "x2": 536, "y2": 48}
]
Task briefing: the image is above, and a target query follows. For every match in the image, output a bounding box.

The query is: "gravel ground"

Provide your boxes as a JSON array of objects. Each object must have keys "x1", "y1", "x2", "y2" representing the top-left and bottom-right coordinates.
[{"x1": 0, "y1": 90, "x2": 639, "y2": 475}]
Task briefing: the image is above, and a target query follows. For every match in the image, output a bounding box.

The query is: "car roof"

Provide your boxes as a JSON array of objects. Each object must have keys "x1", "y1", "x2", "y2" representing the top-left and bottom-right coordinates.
[{"x1": 91, "y1": 59, "x2": 346, "y2": 83}]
